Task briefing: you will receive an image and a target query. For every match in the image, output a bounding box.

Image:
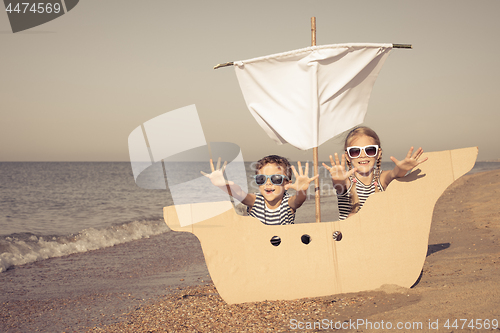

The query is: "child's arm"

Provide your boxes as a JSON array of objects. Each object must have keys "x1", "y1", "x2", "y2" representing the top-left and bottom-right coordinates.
[
  {"x1": 322, "y1": 153, "x2": 357, "y2": 194},
  {"x1": 201, "y1": 158, "x2": 255, "y2": 207},
  {"x1": 286, "y1": 161, "x2": 319, "y2": 212},
  {"x1": 380, "y1": 147, "x2": 428, "y2": 188}
]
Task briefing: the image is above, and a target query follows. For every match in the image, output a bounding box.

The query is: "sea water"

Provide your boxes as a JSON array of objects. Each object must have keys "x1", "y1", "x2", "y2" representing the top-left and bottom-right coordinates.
[
  {"x1": 0, "y1": 162, "x2": 170, "y2": 272},
  {"x1": 1, "y1": 160, "x2": 499, "y2": 272}
]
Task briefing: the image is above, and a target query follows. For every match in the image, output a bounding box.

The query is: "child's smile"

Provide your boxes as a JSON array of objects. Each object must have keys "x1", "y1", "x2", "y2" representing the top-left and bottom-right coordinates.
[
  {"x1": 257, "y1": 163, "x2": 288, "y2": 209},
  {"x1": 347, "y1": 135, "x2": 379, "y2": 177}
]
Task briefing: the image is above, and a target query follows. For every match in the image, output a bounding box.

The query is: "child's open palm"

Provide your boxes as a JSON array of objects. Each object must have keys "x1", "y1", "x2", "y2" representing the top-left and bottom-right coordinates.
[
  {"x1": 322, "y1": 153, "x2": 357, "y2": 182},
  {"x1": 200, "y1": 158, "x2": 234, "y2": 187},
  {"x1": 390, "y1": 147, "x2": 428, "y2": 174},
  {"x1": 285, "y1": 161, "x2": 319, "y2": 193}
]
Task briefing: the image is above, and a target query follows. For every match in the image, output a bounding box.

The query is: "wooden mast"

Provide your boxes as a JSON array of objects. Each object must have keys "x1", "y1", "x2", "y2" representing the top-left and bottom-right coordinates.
[{"x1": 311, "y1": 17, "x2": 321, "y2": 223}]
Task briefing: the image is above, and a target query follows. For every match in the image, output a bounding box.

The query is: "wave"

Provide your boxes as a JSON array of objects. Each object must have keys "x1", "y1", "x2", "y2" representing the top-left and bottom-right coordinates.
[{"x1": 0, "y1": 219, "x2": 169, "y2": 273}]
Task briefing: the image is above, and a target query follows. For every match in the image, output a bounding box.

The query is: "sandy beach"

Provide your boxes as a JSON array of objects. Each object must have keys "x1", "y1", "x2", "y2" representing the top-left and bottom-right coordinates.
[{"x1": 2, "y1": 169, "x2": 499, "y2": 332}]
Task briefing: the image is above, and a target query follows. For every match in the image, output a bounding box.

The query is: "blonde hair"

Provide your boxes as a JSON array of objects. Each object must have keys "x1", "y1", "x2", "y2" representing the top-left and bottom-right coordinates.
[{"x1": 344, "y1": 126, "x2": 382, "y2": 214}]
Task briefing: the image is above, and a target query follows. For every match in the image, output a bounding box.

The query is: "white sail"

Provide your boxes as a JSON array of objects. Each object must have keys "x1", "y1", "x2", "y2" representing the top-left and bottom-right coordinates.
[{"x1": 234, "y1": 43, "x2": 393, "y2": 150}]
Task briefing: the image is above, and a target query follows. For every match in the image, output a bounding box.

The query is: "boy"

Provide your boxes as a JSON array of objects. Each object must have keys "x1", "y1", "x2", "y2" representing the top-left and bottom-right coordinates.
[{"x1": 202, "y1": 155, "x2": 318, "y2": 225}]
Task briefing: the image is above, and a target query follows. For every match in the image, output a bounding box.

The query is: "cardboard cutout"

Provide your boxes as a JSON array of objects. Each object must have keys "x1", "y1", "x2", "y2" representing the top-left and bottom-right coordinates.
[{"x1": 164, "y1": 147, "x2": 477, "y2": 304}]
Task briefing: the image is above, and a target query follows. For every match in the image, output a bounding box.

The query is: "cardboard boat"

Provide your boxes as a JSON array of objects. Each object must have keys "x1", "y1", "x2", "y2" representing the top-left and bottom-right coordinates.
[{"x1": 164, "y1": 147, "x2": 477, "y2": 304}]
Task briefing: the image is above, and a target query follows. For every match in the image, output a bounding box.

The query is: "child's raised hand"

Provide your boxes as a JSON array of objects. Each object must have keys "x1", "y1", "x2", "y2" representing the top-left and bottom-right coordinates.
[
  {"x1": 390, "y1": 147, "x2": 428, "y2": 175},
  {"x1": 285, "y1": 161, "x2": 319, "y2": 193},
  {"x1": 200, "y1": 157, "x2": 234, "y2": 187},
  {"x1": 322, "y1": 153, "x2": 357, "y2": 182}
]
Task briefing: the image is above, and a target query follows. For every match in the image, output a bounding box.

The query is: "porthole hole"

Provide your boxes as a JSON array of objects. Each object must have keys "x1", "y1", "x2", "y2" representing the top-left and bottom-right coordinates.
[
  {"x1": 332, "y1": 231, "x2": 342, "y2": 241},
  {"x1": 301, "y1": 234, "x2": 311, "y2": 245},
  {"x1": 270, "y1": 236, "x2": 281, "y2": 246}
]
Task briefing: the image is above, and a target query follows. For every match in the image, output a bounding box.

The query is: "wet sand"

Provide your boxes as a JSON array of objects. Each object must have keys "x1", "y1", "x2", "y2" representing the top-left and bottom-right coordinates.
[
  {"x1": 0, "y1": 230, "x2": 210, "y2": 332},
  {"x1": 2, "y1": 170, "x2": 499, "y2": 332}
]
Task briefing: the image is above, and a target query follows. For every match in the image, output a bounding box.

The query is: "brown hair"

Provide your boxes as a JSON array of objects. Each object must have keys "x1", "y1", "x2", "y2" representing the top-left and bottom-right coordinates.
[
  {"x1": 344, "y1": 126, "x2": 382, "y2": 214},
  {"x1": 254, "y1": 155, "x2": 292, "y2": 181}
]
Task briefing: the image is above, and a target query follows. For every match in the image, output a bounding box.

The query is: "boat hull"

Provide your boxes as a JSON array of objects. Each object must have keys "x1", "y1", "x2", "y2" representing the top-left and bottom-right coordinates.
[{"x1": 164, "y1": 147, "x2": 477, "y2": 304}]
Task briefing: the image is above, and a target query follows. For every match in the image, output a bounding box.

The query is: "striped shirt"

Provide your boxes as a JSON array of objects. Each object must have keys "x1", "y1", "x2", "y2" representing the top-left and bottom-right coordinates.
[
  {"x1": 247, "y1": 191, "x2": 295, "y2": 225},
  {"x1": 338, "y1": 175, "x2": 384, "y2": 220}
]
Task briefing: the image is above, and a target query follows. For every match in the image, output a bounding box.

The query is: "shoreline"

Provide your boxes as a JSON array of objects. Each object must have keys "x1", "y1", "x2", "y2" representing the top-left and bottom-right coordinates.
[{"x1": 1, "y1": 169, "x2": 499, "y2": 332}]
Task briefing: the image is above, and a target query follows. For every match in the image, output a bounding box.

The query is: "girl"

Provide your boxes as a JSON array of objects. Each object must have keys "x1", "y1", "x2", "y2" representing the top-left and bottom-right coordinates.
[{"x1": 322, "y1": 126, "x2": 428, "y2": 220}]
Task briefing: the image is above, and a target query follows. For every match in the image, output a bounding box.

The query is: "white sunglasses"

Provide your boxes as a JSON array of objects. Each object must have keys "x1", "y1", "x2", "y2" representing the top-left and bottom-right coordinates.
[{"x1": 346, "y1": 145, "x2": 379, "y2": 159}]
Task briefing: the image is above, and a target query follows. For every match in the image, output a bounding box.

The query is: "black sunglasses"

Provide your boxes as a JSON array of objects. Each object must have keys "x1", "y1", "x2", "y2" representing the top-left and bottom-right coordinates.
[{"x1": 253, "y1": 174, "x2": 288, "y2": 185}]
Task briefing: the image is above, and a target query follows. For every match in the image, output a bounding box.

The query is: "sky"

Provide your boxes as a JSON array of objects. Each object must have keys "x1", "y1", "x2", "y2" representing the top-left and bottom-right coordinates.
[{"x1": 1, "y1": 0, "x2": 499, "y2": 162}]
